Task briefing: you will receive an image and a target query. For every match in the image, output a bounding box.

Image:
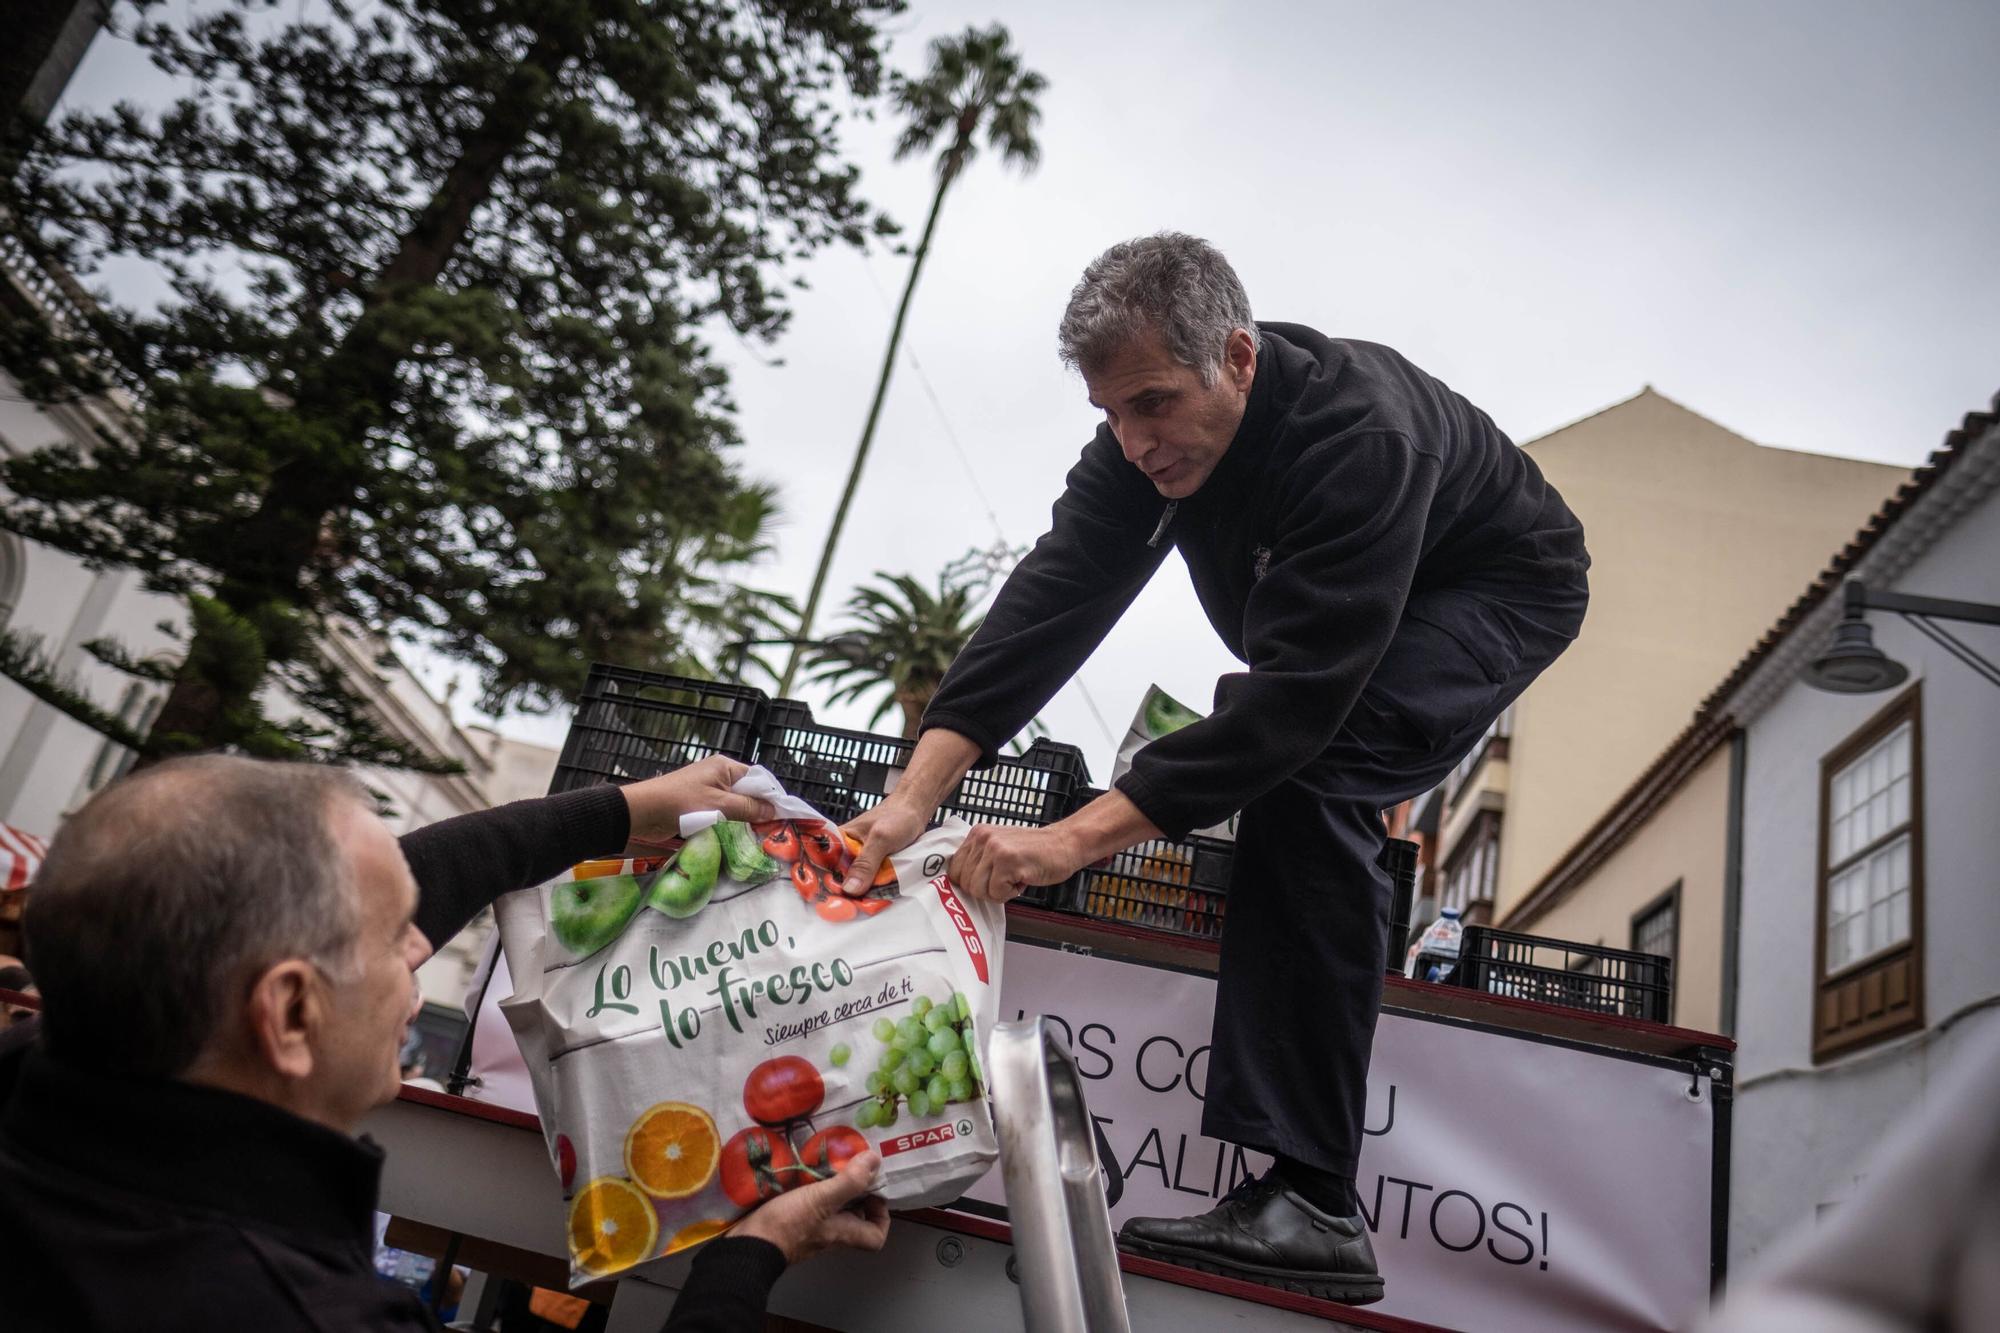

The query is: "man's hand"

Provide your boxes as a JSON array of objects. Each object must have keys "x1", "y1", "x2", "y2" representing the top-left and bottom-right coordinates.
[
  {"x1": 621, "y1": 756, "x2": 777, "y2": 852},
  {"x1": 732, "y1": 1149, "x2": 891, "y2": 1265},
  {"x1": 950, "y1": 823, "x2": 1087, "y2": 903},
  {"x1": 837, "y1": 728, "x2": 982, "y2": 893},
  {"x1": 839, "y1": 798, "x2": 928, "y2": 897}
]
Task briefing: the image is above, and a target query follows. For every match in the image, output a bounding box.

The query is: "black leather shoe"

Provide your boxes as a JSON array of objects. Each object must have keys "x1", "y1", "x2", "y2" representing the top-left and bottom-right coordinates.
[{"x1": 1117, "y1": 1173, "x2": 1384, "y2": 1305}]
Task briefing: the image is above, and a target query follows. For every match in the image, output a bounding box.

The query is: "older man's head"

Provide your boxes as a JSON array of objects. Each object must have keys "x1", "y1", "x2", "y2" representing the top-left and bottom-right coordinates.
[
  {"x1": 1059, "y1": 232, "x2": 1261, "y2": 500},
  {"x1": 26, "y1": 755, "x2": 427, "y2": 1132}
]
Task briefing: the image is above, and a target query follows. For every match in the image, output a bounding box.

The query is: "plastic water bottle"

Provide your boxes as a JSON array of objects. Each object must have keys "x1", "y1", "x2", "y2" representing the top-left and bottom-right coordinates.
[{"x1": 1407, "y1": 908, "x2": 1464, "y2": 983}]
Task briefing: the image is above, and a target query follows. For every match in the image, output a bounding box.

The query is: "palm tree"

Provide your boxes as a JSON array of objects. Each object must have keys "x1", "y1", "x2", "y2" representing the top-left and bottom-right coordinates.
[
  {"x1": 780, "y1": 24, "x2": 1046, "y2": 695},
  {"x1": 805, "y1": 571, "x2": 985, "y2": 738}
]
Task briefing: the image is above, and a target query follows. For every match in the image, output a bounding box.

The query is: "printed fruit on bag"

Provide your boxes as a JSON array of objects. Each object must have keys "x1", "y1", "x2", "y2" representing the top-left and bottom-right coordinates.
[
  {"x1": 814, "y1": 894, "x2": 857, "y2": 923},
  {"x1": 855, "y1": 990, "x2": 985, "y2": 1128},
  {"x1": 757, "y1": 821, "x2": 799, "y2": 861},
  {"x1": 717, "y1": 821, "x2": 781, "y2": 884},
  {"x1": 844, "y1": 834, "x2": 899, "y2": 888},
  {"x1": 645, "y1": 824, "x2": 725, "y2": 919},
  {"x1": 496, "y1": 771, "x2": 1005, "y2": 1289},
  {"x1": 556, "y1": 1134, "x2": 577, "y2": 1192},
  {"x1": 549, "y1": 874, "x2": 644, "y2": 956},
  {"x1": 742, "y1": 1055, "x2": 824, "y2": 1126},
  {"x1": 648, "y1": 827, "x2": 721, "y2": 919},
  {"x1": 647, "y1": 867, "x2": 706, "y2": 919},
  {"x1": 568, "y1": 1177, "x2": 658, "y2": 1277},
  {"x1": 798, "y1": 822, "x2": 843, "y2": 870},
  {"x1": 720, "y1": 1126, "x2": 798, "y2": 1206},
  {"x1": 668, "y1": 1218, "x2": 731, "y2": 1252},
  {"x1": 1144, "y1": 687, "x2": 1201, "y2": 739},
  {"x1": 623, "y1": 1101, "x2": 719, "y2": 1199},
  {"x1": 800, "y1": 1126, "x2": 868, "y2": 1175}
]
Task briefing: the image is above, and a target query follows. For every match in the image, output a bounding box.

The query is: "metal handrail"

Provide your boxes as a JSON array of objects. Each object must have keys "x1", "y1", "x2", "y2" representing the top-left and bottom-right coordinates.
[{"x1": 990, "y1": 1017, "x2": 1132, "y2": 1332}]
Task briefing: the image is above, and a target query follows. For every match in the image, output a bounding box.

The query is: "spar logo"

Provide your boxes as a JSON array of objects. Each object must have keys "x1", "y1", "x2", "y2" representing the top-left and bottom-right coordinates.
[
  {"x1": 933, "y1": 876, "x2": 989, "y2": 984},
  {"x1": 882, "y1": 1119, "x2": 973, "y2": 1158}
]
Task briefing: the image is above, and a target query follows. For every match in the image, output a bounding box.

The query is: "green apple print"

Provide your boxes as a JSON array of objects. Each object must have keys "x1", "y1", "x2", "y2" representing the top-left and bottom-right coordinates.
[
  {"x1": 1143, "y1": 688, "x2": 1201, "y2": 739},
  {"x1": 549, "y1": 873, "x2": 644, "y2": 956},
  {"x1": 648, "y1": 826, "x2": 720, "y2": 918}
]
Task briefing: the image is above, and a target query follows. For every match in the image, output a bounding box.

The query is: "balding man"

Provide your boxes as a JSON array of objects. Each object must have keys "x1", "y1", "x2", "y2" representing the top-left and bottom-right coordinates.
[
  {"x1": 0, "y1": 754, "x2": 889, "y2": 1331},
  {"x1": 843, "y1": 233, "x2": 1590, "y2": 1303}
]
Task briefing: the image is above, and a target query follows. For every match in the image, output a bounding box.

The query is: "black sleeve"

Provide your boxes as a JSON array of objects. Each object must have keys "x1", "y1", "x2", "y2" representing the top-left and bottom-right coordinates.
[
  {"x1": 1116, "y1": 433, "x2": 1441, "y2": 837},
  {"x1": 921, "y1": 430, "x2": 1170, "y2": 761},
  {"x1": 659, "y1": 1237, "x2": 787, "y2": 1333},
  {"x1": 402, "y1": 785, "x2": 630, "y2": 948}
]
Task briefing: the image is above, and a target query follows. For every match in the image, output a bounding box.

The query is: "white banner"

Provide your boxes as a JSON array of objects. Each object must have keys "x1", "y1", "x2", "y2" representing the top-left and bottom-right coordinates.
[{"x1": 962, "y1": 942, "x2": 1714, "y2": 1333}]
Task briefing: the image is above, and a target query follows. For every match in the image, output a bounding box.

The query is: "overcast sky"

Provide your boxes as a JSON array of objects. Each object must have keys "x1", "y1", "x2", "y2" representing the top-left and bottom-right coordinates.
[
  {"x1": 65, "y1": 1, "x2": 2000, "y2": 777},
  {"x1": 683, "y1": 0, "x2": 2000, "y2": 776}
]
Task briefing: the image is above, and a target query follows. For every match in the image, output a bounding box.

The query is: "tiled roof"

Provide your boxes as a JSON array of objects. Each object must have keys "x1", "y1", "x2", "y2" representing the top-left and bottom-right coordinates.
[{"x1": 1504, "y1": 390, "x2": 2000, "y2": 929}]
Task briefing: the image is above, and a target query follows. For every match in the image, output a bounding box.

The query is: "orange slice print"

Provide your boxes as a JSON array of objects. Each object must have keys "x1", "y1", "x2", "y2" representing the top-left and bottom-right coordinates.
[
  {"x1": 624, "y1": 1101, "x2": 721, "y2": 1200},
  {"x1": 664, "y1": 1217, "x2": 732, "y2": 1255},
  {"x1": 568, "y1": 1177, "x2": 659, "y2": 1277}
]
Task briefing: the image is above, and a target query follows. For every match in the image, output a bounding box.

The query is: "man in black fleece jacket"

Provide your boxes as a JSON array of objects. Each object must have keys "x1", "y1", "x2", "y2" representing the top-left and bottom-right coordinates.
[
  {"x1": 0, "y1": 752, "x2": 888, "y2": 1331},
  {"x1": 843, "y1": 234, "x2": 1589, "y2": 1303}
]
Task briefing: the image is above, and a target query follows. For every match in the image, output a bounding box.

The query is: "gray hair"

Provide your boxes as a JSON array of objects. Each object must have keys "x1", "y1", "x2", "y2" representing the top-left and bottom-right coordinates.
[
  {"x1": 26, "y1": 754, "x2": 370, "y2": 1077},
  {"x1": 1058, "y1": 232, "x2": 1258, "y2": 385}
]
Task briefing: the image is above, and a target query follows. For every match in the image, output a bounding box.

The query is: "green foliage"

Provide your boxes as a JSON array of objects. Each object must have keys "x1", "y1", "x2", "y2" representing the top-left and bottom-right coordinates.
[
  {"x1": 0, "y1": 0, "x2": 900, "y2": 765},
  {"x1": 889, "y1": 22, "x2": 1046, "y2": 184},
  {"x1": 805, "y1": 569, "x2": 984, "y2": 738},
  {"x1": 0, "y1": 630, "x2": 153, "y2": 753}
]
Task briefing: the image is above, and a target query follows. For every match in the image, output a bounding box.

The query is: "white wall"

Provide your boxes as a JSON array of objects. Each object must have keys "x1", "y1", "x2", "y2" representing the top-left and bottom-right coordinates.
[
  {"x1": 0, "y1": 381, "x2": 183, "y2": 838},
  {"x1": 1731, "y1": 481, "x2": 2000, "y2": 1267}
]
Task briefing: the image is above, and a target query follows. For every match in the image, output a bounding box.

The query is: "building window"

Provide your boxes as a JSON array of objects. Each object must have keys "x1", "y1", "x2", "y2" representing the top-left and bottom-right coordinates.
[
  {"x1": 1814, "y1": 687, "x2": 1923, "y2": 1062},
  {"x1": 1632, "y1": 884, "x2": 1679, "y2": 970},
  {"x1": 1440, "y1": 809, "x2": 1501, "y2": 917}
]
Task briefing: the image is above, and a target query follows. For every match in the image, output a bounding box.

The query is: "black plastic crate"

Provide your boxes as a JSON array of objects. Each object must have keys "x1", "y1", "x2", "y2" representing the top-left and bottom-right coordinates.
[
  {"x1": 949, "y1": 736, "x2": 1090, "y2": 829},
  {"x1": 550, "y1": 666, "x2": 767, "y2": 795},
  {"x1": 756, "y1": 700, "x2": 909, "y2": 825},
  {"x1": 755, "y1": 700, "x2": 1090, "y2": 830},
  {"x1": 1032, "y1": 786, "x2": 1235, "y2": 937},
  {"x1": 1454, "y1": 926, "x2": 1673, "y2": 1023}
]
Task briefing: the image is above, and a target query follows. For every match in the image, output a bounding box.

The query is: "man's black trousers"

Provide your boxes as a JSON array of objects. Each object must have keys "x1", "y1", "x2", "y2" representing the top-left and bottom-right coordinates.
[{"x1": 1203, "y1": 579, "x2": 1589, "y2": 1178}]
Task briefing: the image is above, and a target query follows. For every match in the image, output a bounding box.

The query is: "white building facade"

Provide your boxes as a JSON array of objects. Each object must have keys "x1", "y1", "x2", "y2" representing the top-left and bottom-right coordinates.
[
  {"x1": 1717, "y1": 401, "x2": 2000, "y2": 1267},
  {"x1": 1, "y1": 274, "x2": 559, "y2": 1010}
]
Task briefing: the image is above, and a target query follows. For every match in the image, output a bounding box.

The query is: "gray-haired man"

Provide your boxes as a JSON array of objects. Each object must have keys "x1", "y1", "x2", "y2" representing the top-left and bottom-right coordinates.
[{"x1": 843, "y1": 233, "x2": 1590, "y2": 1303}]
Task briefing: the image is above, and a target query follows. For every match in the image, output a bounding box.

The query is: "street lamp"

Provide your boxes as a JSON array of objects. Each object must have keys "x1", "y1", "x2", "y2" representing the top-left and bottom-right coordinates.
[{"x1": 1803, "y1": 579, "x2": 2000, "y2": 694}]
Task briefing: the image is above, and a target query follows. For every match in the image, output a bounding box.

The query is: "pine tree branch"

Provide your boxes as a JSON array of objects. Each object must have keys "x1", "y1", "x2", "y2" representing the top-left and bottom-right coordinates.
[
  {"x1": 82, "y1": 637, "x2": 179, "y2": 684},
  {"x1": 0, "y1": 629, "x2": 152, "y2": 753}
]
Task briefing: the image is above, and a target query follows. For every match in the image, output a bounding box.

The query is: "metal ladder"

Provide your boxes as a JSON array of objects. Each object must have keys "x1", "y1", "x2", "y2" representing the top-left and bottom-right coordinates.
[{"x1": 989, "y1": 1017, "x2": 1134, "y2": 1333}]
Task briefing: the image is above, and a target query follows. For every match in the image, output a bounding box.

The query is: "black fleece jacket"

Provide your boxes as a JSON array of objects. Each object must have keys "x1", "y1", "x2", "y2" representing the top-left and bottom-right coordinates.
[{"x1": 921, "y1": 324, "x2": 1588, "y2": 838}]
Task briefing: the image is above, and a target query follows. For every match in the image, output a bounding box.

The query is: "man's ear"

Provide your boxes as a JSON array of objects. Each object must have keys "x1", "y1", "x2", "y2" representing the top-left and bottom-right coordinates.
[
  {"x1": 1225, "y1": 327, "x2": 1257, "y2": 392},
  {"x1": 244, "y1": 959, "x2": 321, "y2": 1082}
]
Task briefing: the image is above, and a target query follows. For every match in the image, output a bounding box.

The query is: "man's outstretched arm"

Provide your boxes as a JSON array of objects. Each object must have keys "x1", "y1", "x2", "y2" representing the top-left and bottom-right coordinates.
[
  {"x1": 947, "y1": 785, "x2": 1163, "y2": 903},
  {"x1": 402, "y1": 757, "x2": 776, "y2": 952}
]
